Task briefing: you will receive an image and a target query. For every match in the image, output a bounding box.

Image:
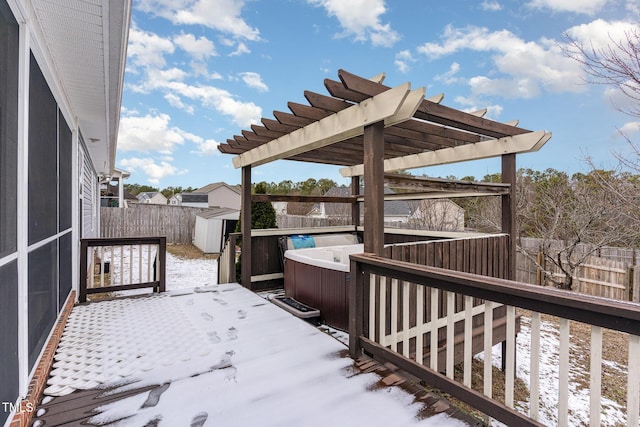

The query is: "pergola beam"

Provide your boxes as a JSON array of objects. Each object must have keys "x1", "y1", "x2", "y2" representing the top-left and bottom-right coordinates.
[
  {"x1": 339, "y1": 130, "x2": 552, "y2": 177},
  {"x1": 232, "y1": 83, "x2": 425, "y2": 169}
]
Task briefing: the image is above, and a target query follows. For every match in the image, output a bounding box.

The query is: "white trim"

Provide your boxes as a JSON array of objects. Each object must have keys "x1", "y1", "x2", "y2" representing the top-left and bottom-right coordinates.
[
  {"x1": 16, "y1": 16, "x2": 30, "y2": 398},
  {"x1": 340, "y1": 130, "x2": 553, "y2": 177},
  {"x1": 71, "y1": 127, "x2": 79, "y2": 296},
  {"x1": 250, "y1": 225, "x2": 357, "y2": 237},
  {"x1": 232, "y1": 84, "x2": 424, "y2": 169},
  {"x1": 27, "y1": 229, "x2": 72, "y2": 253},
  {"x1": 0, "y1": 253, "x2": 18, "y2": 268}
]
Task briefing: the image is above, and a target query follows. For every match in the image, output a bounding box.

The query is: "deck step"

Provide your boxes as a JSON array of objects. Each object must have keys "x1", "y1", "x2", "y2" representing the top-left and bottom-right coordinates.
[{"x1": 271, "y1": 296, "x2": 320, "y2": 319}]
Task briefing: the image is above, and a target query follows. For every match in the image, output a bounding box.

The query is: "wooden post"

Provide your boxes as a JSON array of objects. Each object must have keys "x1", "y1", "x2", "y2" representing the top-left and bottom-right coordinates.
[
  {"x1": 363, "y1": 121, "x2": 385, "y2": 255},
  {"x1": 351, "y1": 176, "x2": 360, "y2": 228},
  {"x1": 79, "y1": 239, "x2": 88, "y2": 303},
  {"x1": 349, "y1": 257, "x2": 364, "y2": 358},
  {"x1": 501, "y1": 153, "x2": 516, "y2": 280},
  {"x1": 241, "y1": 166, "x2": 252, "y2": 288},
  {"x1": 157, "y1": 236, "x2": 166, "y2": 292}
]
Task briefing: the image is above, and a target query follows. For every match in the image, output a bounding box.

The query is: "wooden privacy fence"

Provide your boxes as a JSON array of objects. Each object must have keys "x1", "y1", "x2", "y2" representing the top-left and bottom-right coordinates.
[
  {"x1": 101, "y1": 204, "x2": 208, "y2": 243},
  {"x1": 517, "y1": 237, "x2": 640, "y2": 302},
  {"x1": 349, "y1": 253, "x2": 640, "y2": 427}
]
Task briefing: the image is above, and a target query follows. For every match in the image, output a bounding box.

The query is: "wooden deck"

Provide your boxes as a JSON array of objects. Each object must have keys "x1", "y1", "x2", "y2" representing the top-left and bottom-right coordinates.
[{"x1": 31, "y1": 284, "x2": 479, "y2": 426}]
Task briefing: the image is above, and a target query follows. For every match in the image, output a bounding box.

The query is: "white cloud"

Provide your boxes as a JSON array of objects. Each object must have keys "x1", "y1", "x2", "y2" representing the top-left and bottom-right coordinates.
[
  {"x1": 118, "y1": 112, "x2": 186, "y2": 154},
  {"x1": 308, "y1": 0, "x2": 400, "y2": 47},
  {"x1": 136, "y1": 0, "x2": 260, "y2": 41},
  {"x1": 434, "y1": 62, "x2": 461, "y2": 84},
  {"x1": 394, "y1": 50, "x2": 415, "y2": 73},
  {"x1": 173, "y1": 33, "x2": 216, "y2": 60},
  {"x1": 158, "y1": 81, "x2": 262, "y2": 127},
  {"x1": 527, "y1": 0, "x2": 610, "y2": 15},
  {"x1": 565, "y1": 19, "x2": 640, "y2": 51},
  {"x1": 127, "y1": 27, "x2": 174, "y2": 70},
  {"x1": 240, "y1": 72, "x2": 268, "y2": 92},
  {"x1": 481, "y1": 1, "x2": 502, "y2": 11},
  {"x1": 454, "y1": 95, "x2": 504, "y2": 119},
  {"x1": 229, "y1": 42, "x2": 251, "y2": 56},
  {"x1": 617, "y1": 121, "x2": 640, "y2": 137},
  {"x1": 417, "y1": 25, "x2": 584, "y2": 98},
  {"x1": 164, "y1": 93, "x2": 195, "y2": 114},
  {"x1": 118, "y1": 157, "x2": 188, "y2": 185}
]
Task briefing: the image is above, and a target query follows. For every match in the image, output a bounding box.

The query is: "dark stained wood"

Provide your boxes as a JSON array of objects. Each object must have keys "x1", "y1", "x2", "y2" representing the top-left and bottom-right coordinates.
[
  {"x1": 501, "y1": 153, "x2": 517, "y2": 280},
  {"x1": 241, "y1": 165, "x2": 252, "y2": 288},
  {"x1": 32, "y1": 385, "x2": 159, "y2": 426},
  {"x1": 79, "y1": 236, "x2": 167, "y2": 303},
  {"x1": 250, "y1": 124, "x2": 283, "y2": 139},
  {"x1": 384, "y1": 173, "x2": 510, "y2": 195},
  {"x1": 288, "y1": 101, "x2": 332, "y2": 120},
  {"x1": 363, "y1": 121, "x2": 385, "y2": 255},
  {"x1": 273, "y1": 110, "x2": 313, "y2": 127},
  {"x1": 351, "y1": 176, "x2": 360, "y2": 227},
  {"x1": 261, "y1": 117, "x2": 298, "y2": 133},
  {"x1": 337, "y1": 69, "x2": 530, "y2": 139}
]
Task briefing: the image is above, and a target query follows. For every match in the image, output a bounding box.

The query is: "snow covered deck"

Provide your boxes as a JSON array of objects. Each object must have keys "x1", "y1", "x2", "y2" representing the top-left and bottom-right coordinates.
[{"x1": 33, "y1": 282, "x2": 471, "y2": 426}]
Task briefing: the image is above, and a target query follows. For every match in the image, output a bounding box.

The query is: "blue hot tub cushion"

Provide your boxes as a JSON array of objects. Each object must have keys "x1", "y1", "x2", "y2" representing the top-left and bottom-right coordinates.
[{"x1": 291, "y1": 235, "x2": 316, "y2": 249}]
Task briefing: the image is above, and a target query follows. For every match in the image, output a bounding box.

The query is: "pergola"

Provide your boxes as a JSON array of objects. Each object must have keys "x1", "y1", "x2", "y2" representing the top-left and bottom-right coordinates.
[{"x1": 218, "y1": 69, "x2": 551, "y2": 287}]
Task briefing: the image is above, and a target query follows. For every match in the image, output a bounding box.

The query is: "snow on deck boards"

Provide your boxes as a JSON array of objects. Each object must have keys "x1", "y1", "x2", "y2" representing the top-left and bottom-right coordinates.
[{"x1": 35, "y1": 284, "x2": 469, "y2": 426}]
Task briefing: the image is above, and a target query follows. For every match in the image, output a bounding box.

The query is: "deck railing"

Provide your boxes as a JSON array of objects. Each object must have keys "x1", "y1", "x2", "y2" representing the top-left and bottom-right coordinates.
[
  {"x1": 79, "y1": 237, "x2": 166, "y2": 302},
  {"x1": 349, "y1": 253, "x2": 640, "y2": 427}
]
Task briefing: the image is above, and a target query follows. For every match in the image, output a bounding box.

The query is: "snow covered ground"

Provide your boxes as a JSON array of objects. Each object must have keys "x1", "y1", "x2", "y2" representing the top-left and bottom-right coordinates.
[{"x1": 42, "y1": 252, "x2": 468, "y2": 426}]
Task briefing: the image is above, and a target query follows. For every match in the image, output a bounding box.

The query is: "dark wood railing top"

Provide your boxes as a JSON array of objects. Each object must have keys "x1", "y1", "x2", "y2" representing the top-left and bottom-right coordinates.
[{"x1": 350, "y1": 253, "x2": 640, "y2": 336}]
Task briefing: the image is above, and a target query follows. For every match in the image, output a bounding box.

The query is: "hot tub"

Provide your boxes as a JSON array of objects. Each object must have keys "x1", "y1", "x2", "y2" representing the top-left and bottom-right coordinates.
[{"x1": 284, "y1": 244, "x2": 363, "y2": 330}]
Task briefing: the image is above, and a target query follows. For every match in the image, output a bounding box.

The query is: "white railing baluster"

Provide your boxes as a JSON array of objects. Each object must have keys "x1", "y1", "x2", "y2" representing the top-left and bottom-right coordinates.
[
  {"x1": 430, "y1": 287, "x2": 439, "y2": 371},
  {"x1": 147, "y1": 244, "x2": 152, "y2": 281},
  {"x1": 369, "y1": 274, "x2": 376, "y2": 341},
  {"x1": 590, "y1": 325, "x2": 602, "y2": 427},
  {"x1": 416, "y1": 286, "x2": 424, "y2": 364},
  {"x1": 129, "y1": 244, "x2": 133, "y2": 285},
  {"x1": 99, "y1": 246, "x2": 105, "y2": 288},
  {"x1": 391, "y1": 278, "x2": 398, "y2": 352},
  {"x1": 119, "y1": 245, "x2": 123, "y2": 285},
  {"x1": 446, "y1": 291, "x2": 455, "y2": 379},
  {"x1": 379, "y1": 277, "x2": 386, "y2": 346},
  {"x1": 558, "y1": 318, "x2": 570, "y2": 427},
  {"x1": 138, "y1": 244, "x2": 143, "y2": 283},
  {"x1": 463, "y1": 295, "x2": 473, "y2": 387},
  {"x1": 505, "y1": 305, "x2": 515, "y2": 408},
  {"x1": 484, "y1": 300, "x2": 494, "y2": 399},
  {"x1": 628, "y1": 334, "x2": 640, "y2": 427},
  {"x1": 403, "y1": 281, "x2": 410, "y2": 358},
  {"x1": 530, "y1": 311, "x2": 541, "y2": 420}
]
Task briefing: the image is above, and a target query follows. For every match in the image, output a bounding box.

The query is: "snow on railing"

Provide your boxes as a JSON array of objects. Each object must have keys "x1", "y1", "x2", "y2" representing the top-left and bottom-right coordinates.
[
  {"x1": 349, "y1": 254, "x2": 640, "y2": 427},
  {"x1": 80, "y1": 237, "x2": 166, "y2": 302}
]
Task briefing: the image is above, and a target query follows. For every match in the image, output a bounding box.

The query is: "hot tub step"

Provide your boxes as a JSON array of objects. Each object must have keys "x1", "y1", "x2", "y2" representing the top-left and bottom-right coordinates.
[{"x1": 271, "y1": 296, "x2": 320, "y2": 319}]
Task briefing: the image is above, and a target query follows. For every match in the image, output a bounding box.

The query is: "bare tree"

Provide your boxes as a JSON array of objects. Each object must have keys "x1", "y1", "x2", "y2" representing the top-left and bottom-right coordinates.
[
  {"x1": 409, "y1": 199, "x2": 465, "y2": 232},
  {"x1": 518, "y1": 169, "x2": 630, "y2": 290}
]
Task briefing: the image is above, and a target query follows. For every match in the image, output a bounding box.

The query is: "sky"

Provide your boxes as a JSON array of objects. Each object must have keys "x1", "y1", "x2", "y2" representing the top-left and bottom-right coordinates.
[{"x1": 115, "y1": 0, "x2": 640, "y2": 189}]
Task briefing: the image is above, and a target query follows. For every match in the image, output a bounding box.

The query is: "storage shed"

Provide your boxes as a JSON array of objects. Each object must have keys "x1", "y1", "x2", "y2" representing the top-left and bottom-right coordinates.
[{"x1": 193, "y1": 207, "x2": 240, "y2": 253}]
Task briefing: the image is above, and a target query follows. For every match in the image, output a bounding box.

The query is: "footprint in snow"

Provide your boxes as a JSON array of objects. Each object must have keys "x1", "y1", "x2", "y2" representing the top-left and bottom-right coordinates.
[
  {"x1": 213, "y1": 298, "x2": 228, "y2": 306},
  {"x1": 141, "y1": 382, "x2": 171, "y2": 408},
  {"x1": 191, "y1": 412, "x2": 208, "y2": 427},
  {"x1": 226, "y1": 327, "x2": 238, "y2": 341},
  {"x1": 201, "y1": 313, "x2": 214, "y2": 322},
  {"x1": 207, "y1": 331, "x2": 221, "y2": 343},
  {"x1": 237, "y1": 310, "x2": 247, "y2": 319},
  {"x1": 211, "y1": 350, "x2": 234, "y2": 370},
  {"x1": 186, "y1": 299, "x2": 194, "y2": 306}
]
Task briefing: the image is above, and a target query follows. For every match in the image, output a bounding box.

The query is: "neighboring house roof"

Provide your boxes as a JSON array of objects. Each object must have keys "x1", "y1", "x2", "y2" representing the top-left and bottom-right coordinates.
[
  {"x1": 196, "y1": 182, "x2": 241, "y2": 195},
  {"x1": 196, "y1": 207, "x2": 240, "y2": 220},
  {"x1": 181, "y1": 193, "x2": 209, "y2": 204}
]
